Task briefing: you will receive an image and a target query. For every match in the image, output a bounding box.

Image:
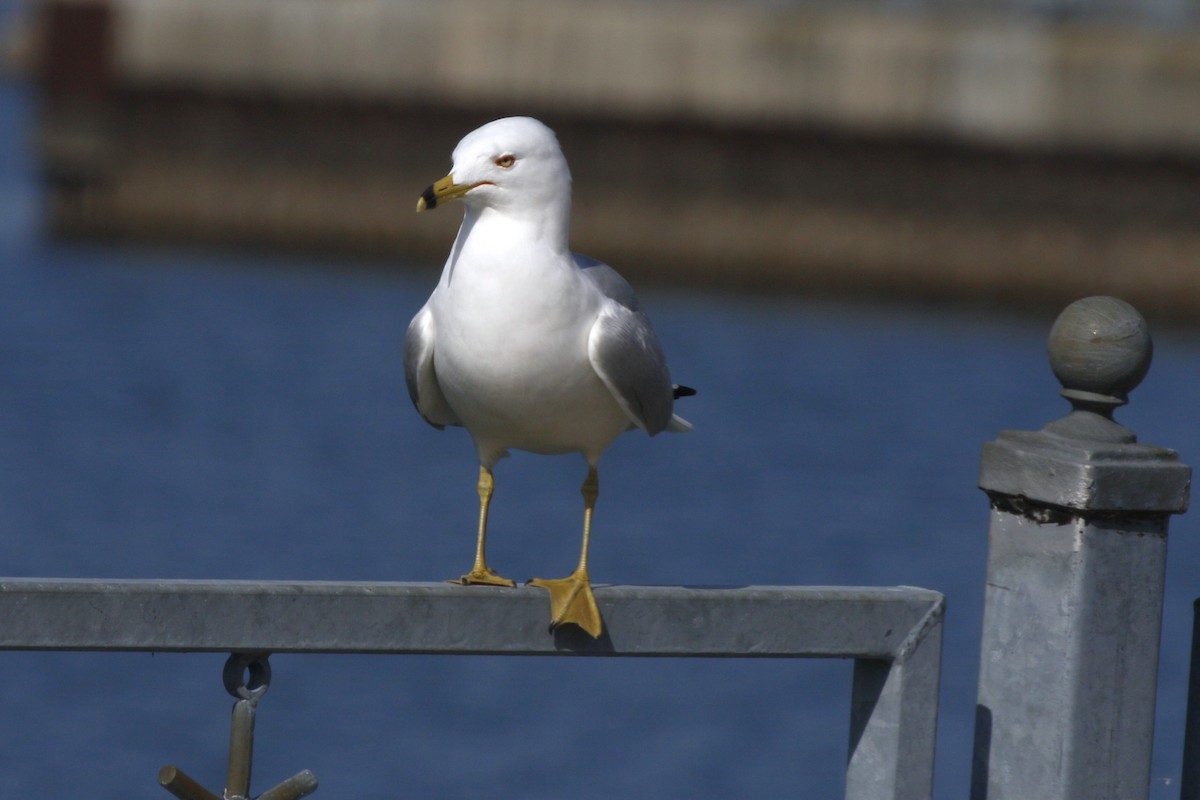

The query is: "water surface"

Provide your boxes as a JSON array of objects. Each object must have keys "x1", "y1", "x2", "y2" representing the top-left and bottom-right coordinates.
[{"x1": 1, "y1": 83, "x2": 1198, "y2": 799}]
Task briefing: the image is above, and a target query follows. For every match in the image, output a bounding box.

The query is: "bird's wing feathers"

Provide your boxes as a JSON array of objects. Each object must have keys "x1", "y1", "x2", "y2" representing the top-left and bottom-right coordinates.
[
  {"x1": 577, "y1": 254, "x2": 639, "y2": 311},
  {"x1": 403, "y1": 305, "x2": 461, "y2": 430},
  {"x1": 588, "y1": 299, "x2": 676, "y2": 436}
]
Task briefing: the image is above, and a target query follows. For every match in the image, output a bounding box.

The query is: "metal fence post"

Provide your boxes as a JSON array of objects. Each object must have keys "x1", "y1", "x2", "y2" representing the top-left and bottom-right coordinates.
[
  {"x1": 970, "y1": 296, "x2": 1191, "y2": 800},
  {"x1": 1181, "y1": 600, "x2": 1200, "y2": 799},
  {"x1": 846, "y1": 602, "x2": 943, "y2": 800}
]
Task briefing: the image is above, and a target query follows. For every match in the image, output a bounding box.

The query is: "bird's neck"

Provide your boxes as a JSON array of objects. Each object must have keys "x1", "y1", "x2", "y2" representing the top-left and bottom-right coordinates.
[{"x1": 465, "y1": 199, "x2": 571, "y2": 256}]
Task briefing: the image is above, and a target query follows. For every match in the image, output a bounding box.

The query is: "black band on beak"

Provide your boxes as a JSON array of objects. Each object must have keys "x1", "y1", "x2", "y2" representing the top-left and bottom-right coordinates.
[{"x1": 420, "y1": 185, "x2": 439, "y2": 210}]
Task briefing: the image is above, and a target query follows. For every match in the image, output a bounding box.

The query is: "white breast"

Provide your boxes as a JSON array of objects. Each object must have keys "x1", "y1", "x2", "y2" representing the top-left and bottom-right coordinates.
[{"x1": 430, "y1": 224, "x2": 631, "y2": 465}]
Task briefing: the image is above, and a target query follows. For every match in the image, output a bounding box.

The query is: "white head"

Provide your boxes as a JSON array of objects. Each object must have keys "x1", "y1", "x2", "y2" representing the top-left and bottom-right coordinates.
[{"x1": 417, "y1": 117, "x2": 572, "y2": 222}]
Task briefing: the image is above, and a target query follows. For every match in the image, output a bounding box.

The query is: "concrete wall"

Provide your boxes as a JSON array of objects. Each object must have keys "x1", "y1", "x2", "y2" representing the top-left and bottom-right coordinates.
[
  {"x1": 109, "y1": 0, "x2": 1200, "y2": 154},
  {"x1": 26, "y1": 0, "x2": 1200, "y2": 314}
]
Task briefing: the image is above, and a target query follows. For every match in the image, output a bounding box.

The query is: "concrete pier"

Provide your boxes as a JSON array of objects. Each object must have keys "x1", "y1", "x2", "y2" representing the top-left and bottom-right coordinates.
[{"x1": 22, "y1": 0, "x2": 1200, "y2": 312}]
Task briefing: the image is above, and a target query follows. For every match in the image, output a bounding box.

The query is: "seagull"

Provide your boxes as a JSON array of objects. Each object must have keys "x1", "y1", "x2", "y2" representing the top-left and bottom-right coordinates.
[{"x1": 404, "y1": 116, "x2": 693, "y2": 638}]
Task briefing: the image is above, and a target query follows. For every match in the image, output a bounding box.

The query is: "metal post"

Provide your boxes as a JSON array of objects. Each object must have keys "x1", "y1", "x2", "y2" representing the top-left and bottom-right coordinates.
[
  {"x1": 1181, "y1": 600, "x2": 1200, "y2": 800},
  {"x1": 971, "y1": 296, "x2": 1191, "y2": 800},
  {"x1": 847, "y1": 599, "x2": 943, "y2": 800}
]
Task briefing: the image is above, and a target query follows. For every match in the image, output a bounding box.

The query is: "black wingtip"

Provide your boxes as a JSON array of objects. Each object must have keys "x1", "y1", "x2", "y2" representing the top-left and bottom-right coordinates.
[{"x1": 673, "y1": 384, "x2": 697, "y2": 399}]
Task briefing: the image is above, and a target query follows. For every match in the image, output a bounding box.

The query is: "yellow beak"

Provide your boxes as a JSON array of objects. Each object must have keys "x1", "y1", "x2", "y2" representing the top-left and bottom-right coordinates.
[{"x1": 416, "y1": 174, "x2": 488, "y2": 212}]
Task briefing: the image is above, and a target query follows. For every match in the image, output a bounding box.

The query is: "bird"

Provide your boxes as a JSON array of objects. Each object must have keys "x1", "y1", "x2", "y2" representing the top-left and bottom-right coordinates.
[{"x1": 404, "y1": 116, "x2": 693, "y2": 638}]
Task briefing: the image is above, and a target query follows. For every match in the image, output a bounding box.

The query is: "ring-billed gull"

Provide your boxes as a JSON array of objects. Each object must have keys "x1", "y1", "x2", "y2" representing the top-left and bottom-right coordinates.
[{"x1": 404, "y1": 116, "x2": 693, "y2": 638}]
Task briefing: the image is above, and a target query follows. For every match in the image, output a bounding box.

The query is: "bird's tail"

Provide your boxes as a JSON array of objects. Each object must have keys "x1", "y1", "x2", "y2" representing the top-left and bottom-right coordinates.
[
  {"x1": 668, "y1": 384, "x2": 696, "y2": 432},
  {"x1": 667, "y1": 415, "x2": 693, "y2": 433}
]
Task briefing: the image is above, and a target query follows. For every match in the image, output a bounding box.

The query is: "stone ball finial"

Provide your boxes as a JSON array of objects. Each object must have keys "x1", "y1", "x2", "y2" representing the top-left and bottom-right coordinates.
[{"x1": 1047, "y1": 296, "x2": 1152, "y2": 411}]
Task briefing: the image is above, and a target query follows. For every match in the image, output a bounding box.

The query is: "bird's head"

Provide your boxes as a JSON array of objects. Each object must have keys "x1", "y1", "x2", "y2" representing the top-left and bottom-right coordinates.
[{"x1": 416, "y1": 117, "x2": 572, "y2": 218}]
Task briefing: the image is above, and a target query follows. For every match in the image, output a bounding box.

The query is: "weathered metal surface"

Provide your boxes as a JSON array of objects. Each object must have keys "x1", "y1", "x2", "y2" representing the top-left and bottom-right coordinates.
[
  {"x1": 160, "y1": 654, "x2": 318, "y2": 800},
  {"x1": 1182, "y1": 600, "x2": 1200, "y2": 800},
  {"x1": 158, "y1": 766, "x2": 219, "y2": 800},
  {"x1": 224, "y1": 699, "x2": 257, "y2": 800},
  {"x1": 979, "y1": 430, "x2": 1190, "y2": 514},
  {"x1": 847, "y1": 604, "x2": 943, "y2": 800},
  {"x1": 0, "y1": 580, "x2": 943, "y2": 800},
  {"x1": 0, "y1": 580, "x2": 940, "y2": 658},
  {"x1": 971, "y1": 512, "x2": 1168, "y2": 799},
  {"x1": 972, "y1": 297, "x2": 1190, "y2": 800},
  {"x1": 979, "y1": 298, "x2": 1189, "y2": 516}
]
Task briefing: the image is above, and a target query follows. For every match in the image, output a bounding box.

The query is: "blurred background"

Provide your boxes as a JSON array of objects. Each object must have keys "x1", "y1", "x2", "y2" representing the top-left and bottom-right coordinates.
[{"x1": 0, "y1": 0, "x2": 1198, "y2": 797}]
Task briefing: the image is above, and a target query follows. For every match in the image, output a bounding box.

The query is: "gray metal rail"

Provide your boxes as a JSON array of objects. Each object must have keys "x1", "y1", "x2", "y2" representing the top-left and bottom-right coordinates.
[{"x1": 0, "y1": 580, "x2": 944, "y2": 800}]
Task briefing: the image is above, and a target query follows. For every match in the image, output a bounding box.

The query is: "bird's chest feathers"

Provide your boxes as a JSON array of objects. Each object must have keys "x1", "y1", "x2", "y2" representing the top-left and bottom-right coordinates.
[{"x1": 435, "y1": 248, "x2": 597, "y2": 403}]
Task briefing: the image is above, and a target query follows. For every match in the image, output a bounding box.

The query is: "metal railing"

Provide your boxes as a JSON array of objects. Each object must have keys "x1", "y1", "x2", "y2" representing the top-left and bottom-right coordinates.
[{"x1": 0, "y1": 580, "x2": 944, "y2": 800}]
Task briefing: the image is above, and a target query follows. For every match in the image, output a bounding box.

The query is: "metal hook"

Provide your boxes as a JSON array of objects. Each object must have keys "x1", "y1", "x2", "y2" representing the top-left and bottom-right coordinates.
[
  {"x1": 223, "y1": 653, "x2": 272, "y2": 703},
  {"x1": 159, "y1": 654, "x2": 318, "y2": 800}
]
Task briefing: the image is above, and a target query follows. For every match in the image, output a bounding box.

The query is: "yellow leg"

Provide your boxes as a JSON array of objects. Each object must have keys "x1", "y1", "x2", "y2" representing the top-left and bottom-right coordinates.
[
  {"x1": 452, "y1": 466, "x2": 516, "y2": 588},
  {"x1": 529, "y1": 466, "x2": 603, "y2": 638}
]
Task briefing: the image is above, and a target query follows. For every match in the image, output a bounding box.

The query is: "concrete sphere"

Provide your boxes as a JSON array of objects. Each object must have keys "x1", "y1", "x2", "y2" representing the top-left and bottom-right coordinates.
[{"x1": 1047, "y1": 296, "x2": 1152, "y2": 400}]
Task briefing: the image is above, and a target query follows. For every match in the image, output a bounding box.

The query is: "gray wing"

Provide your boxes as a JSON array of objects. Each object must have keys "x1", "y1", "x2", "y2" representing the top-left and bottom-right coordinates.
[
  {"x1": 576, "y1": 253, "x2": 639, "y2": 311},
  {"x1": 587, "y1": 298, "x2": 677, "y2": 436},
  {"x1": 403, "y1": 305, "x2": 460, "y2": 430}
]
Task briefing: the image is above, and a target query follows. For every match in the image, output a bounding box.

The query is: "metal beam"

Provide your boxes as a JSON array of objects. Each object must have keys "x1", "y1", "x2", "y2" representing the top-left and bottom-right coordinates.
[
  {"x1": 0, "y1": 579, "x2": 941, "y2": 658},
  {"x1": 848, "y1": 603, "x2": 944, "y2": 800},
  {"x1": 0, "y1": 579, "x2": 944, "y2": 800}
]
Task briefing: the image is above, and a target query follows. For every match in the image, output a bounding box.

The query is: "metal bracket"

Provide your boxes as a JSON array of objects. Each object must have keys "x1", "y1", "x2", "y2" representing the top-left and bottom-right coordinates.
[{"x1": 158, "y1": 654, "x2": 318, "y2": 800}]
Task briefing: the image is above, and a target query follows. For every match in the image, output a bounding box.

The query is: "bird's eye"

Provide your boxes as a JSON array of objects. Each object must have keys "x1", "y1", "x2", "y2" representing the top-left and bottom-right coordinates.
[{"x1": 494, "y1": 154, "x2": 516, "y2": 168}]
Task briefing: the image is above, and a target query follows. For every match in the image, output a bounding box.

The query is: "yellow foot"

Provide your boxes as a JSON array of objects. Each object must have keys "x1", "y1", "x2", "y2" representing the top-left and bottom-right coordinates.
[
  {"x1": 527, "y1": 572, "x2": 603, "y2": 638},
  {"x1": 451, "y1": 567, "x2": 516, "y2": 588}
]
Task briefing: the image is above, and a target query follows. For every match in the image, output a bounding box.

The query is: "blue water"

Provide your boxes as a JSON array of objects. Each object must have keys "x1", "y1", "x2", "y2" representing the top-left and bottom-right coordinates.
[{"x1": 2, "y1": 80, "x2": 1199, "y2": 799}]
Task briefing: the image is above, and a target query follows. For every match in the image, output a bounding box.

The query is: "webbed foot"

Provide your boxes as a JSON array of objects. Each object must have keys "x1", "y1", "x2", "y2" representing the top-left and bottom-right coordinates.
[
  {"x1": 452, "y1": 567, "x2": 517, "y2": 588},
  {"x1": 528, "y1": 570, "x2": 602, "y2": 638}
]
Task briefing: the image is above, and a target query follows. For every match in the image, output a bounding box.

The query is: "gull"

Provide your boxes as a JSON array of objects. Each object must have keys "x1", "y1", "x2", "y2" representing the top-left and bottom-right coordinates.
[{"x1": 404, "y1": 116, "x2": 693, "y2": 638}]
